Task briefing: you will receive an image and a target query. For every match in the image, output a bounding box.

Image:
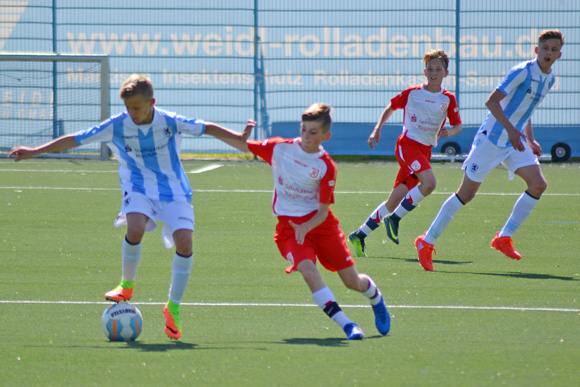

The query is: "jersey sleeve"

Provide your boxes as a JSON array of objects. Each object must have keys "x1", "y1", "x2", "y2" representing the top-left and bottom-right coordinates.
[
  {"x1": 175, "y1": 114, "x2": 205, "y2": 136},
  {"x1": 496, "y1": 64, "x2": 527, "y2": 96},
  {"x1": 445, "y1": 92, "x2": 462, "y2": 126},
  {"x1": 247, "y1": 137, "x2": 285, "y2": 164},
  {"x1": 74, "y1": 117, "x2": 116, "y2": 145},
  {"x1": 389, "y1": 87, "x2": 414, "y2": 110},
  {"x1": 319, "y1": 153, "x2": 337, "y2": 205}
]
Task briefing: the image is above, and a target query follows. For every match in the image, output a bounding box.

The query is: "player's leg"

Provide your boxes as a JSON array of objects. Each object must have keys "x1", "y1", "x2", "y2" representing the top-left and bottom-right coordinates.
[
  {"x1": 338, "y1": 267, "x2": 390, "y2": 335},
  {"x1": 348, "y1": 184, "x2": 408, "y2": 257},
  {"x1": 385, "y1": 168, "x2": 436, "y2": 244},
  {"x1": 159, "y1": 201, "x2": 195, "y2": 340},
  {"x1": 297, "y1": 260, "x2": 363, "y2": 340},
  {"x1": 105, "y1": 212, "x2": 149, "y2": 302},
  {"x1": 164, "y1": 229, "x2": 193, "y2": 340},
  {"x1": 492, "y1": 162, "x2": 546, "y2": 260},
  {"x1": 416, "y1": 173, "x2": 481, "y2": 271}
]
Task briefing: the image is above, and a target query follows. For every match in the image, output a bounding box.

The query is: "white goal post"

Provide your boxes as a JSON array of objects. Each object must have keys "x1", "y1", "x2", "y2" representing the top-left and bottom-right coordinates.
[{"x1": 0, "y1": 53, "x2": 110, "y2": 160}]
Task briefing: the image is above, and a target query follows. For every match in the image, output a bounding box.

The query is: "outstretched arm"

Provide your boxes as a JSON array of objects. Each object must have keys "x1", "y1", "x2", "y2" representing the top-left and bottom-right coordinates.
[
  {"x1": 204, "y1": 120, "x2": 256, "y2": 152},
  {"x1": 9, "y1": 134, "x2": 79, "y2": 162}
]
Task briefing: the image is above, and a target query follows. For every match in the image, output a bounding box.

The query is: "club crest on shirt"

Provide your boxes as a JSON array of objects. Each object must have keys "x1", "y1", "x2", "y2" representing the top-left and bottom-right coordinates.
[
  {"x1": 309, "y1": 168, "x2": 320, "y2": 178},
  {"x1": 411, "y1": 160, "x2": 421, "y2": 171},
  {"x1": 164, "y1": 127, "x2": 171, "y2": 137},
  {"x1": 440, "y1": 102, "x2": 448, "y2": 111}
]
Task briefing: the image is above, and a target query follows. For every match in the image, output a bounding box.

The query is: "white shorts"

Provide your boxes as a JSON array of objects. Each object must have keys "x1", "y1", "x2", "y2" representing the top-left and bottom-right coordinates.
[
  {"x1": 462, "y1": 133, "x2": 539, "y2": 183},
  {"x1": 114, "y1": 192, "x2": 195, "y2": 249}
]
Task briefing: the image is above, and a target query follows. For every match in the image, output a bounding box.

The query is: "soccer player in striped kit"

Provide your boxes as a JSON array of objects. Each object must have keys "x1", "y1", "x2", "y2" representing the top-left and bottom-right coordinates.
[
  {"x1": 348, "y1": 49, "x2": 462, "y2": 257},
  {"x1": 225, "y1": 103, "x2": 390, "y2": 340},
  {"x1": 415, "y1": 30, "x2": 564, "y2": 271},
  {"x1": 9, "y1": 74, "x2": 256, "y2": 340}
]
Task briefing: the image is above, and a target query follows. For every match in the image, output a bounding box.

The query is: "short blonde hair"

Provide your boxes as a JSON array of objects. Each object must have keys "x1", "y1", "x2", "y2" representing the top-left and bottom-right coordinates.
[
  {"x1": 423, "y1": 49, "x2": 449, "y2": 70},
  {"x1": 302, "y1": 103, "x2": 333, "y2": 132},
  {"x1": 119, "y1": 74, "x2": 154, "y2": 100}
]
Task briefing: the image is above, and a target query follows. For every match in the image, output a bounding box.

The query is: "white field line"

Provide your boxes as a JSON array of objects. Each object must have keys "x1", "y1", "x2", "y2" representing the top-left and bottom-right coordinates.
[
  {"x1": 0, "y1": 185, "x2": 577, "y2": 197},
  {"x1": 1, "y1": 299, "x2": 579, "y2": 313},
  {"x1": 188, "y1": 164, "x2": 223, "y2": 174}
]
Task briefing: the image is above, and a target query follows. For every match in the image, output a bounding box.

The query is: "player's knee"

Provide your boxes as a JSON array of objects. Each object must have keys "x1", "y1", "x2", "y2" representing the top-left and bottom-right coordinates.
[
  {"x1": 528, "y1": 179, "x2": 547, "y2": 198},
  {"x1": 126, "y1": 227, "x2": 145, "y2": 244},
  {"x1": 420, "y1": 180, "x2": 436, "y2": 196}
]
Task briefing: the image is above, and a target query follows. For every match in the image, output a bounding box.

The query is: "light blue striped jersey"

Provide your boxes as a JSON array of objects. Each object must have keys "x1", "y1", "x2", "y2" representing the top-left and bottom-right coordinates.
[
  {"x1": 477, "y1": 58, "x2": 556, "y2": 147},
  {"x1": 75, "y1": 107, "x2": 205, "y2": 202}
]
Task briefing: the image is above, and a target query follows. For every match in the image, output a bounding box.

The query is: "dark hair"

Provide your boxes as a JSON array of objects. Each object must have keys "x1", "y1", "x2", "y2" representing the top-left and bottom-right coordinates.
[
  {"x1": 301, "y1": 103, "x2": 332, "y2": 132},
  {"x1": 119, "y1": 74, "x2": 154, "y2": 100},
  {"x1": 423, "y1": 49, "x2": 449, "y2": 70},
  {"x1": 538, "y1": 30, "x2": 565, "y2": 46}
]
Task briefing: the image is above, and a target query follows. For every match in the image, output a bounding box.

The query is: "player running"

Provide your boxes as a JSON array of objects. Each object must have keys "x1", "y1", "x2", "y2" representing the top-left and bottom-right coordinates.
[
  {"x1": 415, "y1": 30, "x2": 564, "y2": 271},
  {"x1": 348, "y1": 50, "x2": 462, "y2": 257},
  {"x1": 224, "y1": 103, "x2": 390, "y2": 340}
]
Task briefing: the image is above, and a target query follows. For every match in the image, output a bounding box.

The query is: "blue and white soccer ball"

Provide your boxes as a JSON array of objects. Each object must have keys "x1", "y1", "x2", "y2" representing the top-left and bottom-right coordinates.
[{"x1": 101, "y1": 303, "x2": 143, "y2": 341}]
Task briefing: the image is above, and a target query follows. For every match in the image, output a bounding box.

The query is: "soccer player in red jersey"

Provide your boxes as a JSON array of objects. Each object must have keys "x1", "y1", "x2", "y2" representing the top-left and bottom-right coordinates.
[
  {"x1": 226, "y1": 103, "x2": 390, "y2": 340},
  {"x1": 348, "y1": 50, "x2": 462, "y2": 257}
]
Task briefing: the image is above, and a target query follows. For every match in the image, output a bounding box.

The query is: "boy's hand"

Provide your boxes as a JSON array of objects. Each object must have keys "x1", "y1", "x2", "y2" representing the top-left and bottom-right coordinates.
[
  {"x1": 242, "y1": 120, "x2": 256, "y2": 141},
  {"x1": 527, "y1": 139, "x2": 542, "y2": 157},
  {"x1": 438, "y1": 127, "x2": 450, "y2": 139},
  {"x1": 507, "y1": 129, "x2": 527, "y2": 152},
  {"x1": 289, "y1": 220, "x2": 308, "y2": 245},
  {"x1": 9, "y1": 146, "x2": 35, "y2": 162},
  {"x1": 368, "y1": 128, "x2": 381, "y2": 149}
]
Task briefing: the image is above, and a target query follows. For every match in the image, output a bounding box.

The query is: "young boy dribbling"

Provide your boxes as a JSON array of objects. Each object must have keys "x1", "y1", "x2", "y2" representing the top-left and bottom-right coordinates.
[{"x1": 9, "y1": 74, "x2": 256, "y2": 340}]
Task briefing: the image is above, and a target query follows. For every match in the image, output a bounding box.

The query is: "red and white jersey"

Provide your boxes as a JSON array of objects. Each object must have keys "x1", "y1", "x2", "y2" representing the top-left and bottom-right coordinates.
[
  {"x1": 391, "y1": 84, "x2": 461, "y2": 147},
  {"x1": 247, "y1": 137, "x2": 336, "y2": 217}
]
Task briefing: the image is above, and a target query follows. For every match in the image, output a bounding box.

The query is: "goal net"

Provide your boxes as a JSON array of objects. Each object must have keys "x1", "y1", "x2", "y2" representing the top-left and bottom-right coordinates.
[{"x1": 0, "y1": 54, "x2": 110, "y2": 159}]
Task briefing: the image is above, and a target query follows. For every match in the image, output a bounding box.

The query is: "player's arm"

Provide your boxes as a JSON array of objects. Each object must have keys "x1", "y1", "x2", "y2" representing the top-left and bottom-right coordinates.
[
  {"x1": 204, "y1": 120, "x2": 256, "y2": 152},
  {"x1": 9, "y1": 134, "x2": 79, "y2": 162},
  {"x1": 485, "y1": 89, "x2": 526, "y2": 151},
  {"x1": 368, "y1": 104, "x2": 395, "y2": 149},
  {"x1": 523, "y1": 121, "x2": 542, "y2": 156},
  {"x1": 438, "y1": 123, "x2": 462, "y2": 139},
  {"x1": 289, "y1": 203, "x2": 330, "y2": 245}
]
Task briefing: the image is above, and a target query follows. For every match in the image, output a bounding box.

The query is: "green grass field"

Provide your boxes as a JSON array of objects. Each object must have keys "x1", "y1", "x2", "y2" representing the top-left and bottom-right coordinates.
[{"x1": 0, "y1": 158, "x2": 578, "y2": 386}]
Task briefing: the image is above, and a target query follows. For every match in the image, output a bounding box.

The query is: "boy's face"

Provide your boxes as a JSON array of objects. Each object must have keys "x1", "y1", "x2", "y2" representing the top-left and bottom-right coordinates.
[
  {"x1": 124, "y1": 95, "x2": 155, "y2": 125},
  {"x1": 424, "y1": 58, "x2": 448, "y2": 87},
  {"x1": 535, "y1": 38, "x2": 562, "y2": 72},
  {"x1": 299, "y1": 120, "x2": 331, "y2": 153}
]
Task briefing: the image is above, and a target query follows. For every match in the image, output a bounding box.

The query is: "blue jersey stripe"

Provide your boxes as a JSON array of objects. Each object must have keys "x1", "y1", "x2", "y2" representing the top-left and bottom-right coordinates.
[
  {"x1": 160, "y1": 111, "x2": 193, "y2": 202},
  {"x1": 112, "y1": 116, "x2": 145, "y2": 195},
  {"x1": 137, "y1": 127, "x2": 173, "y2": 201}
]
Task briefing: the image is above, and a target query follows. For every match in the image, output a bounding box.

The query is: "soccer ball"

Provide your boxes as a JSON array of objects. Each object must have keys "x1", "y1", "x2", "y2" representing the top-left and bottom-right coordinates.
[{"x1": 101, "y1": 303, "x2": 143, "y2": 341}]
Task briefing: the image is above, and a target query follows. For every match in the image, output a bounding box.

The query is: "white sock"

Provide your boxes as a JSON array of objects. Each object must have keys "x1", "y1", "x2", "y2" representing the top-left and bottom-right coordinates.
[
  {"x1": 122, "y1": 238, "x2": 141, "y2": 282},
  {"x1": 393, "y1": 186, "x2": 426, "y2": 219},
  {"x1": 424, "y1": 194, "x2": 464, "y2": 245},
  {"x1": 360, "y1": 202, "x2": 390, "y2": 235},
  {"x1": 499, "y1": 192, "x2": 539, "y2": 237},
  {"x1": 312, "y1": 286, "x2": 352, "y2": 329},
  {"x1": 361, "y1": 276, "x2": 382, "y2": 305},
  {"x1": 168, "y1": 253, "x2": 194, "y2": 305}
]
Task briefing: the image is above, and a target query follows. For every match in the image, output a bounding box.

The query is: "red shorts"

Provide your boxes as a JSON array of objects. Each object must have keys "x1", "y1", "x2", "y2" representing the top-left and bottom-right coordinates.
[
  {"x1": 393, "y1": 133, "x2": 432, "y2": 190},
  {"x1": 274, "y1": 210, "x2": 354, "y2": 274}
]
